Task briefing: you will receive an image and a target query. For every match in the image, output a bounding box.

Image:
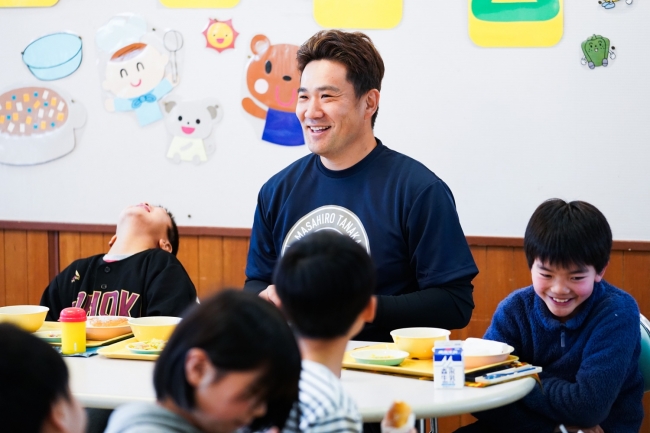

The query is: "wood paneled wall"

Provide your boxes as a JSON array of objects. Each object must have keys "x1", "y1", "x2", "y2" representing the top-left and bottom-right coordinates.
[{"x1": 1, "y1": 227, "x2": 649, "y2": 432}]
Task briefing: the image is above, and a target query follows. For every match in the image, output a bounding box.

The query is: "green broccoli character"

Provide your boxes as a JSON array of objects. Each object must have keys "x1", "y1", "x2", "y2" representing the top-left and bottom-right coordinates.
[{"x1": 581, "y1": 34, "x2": 615, "y2": 69}]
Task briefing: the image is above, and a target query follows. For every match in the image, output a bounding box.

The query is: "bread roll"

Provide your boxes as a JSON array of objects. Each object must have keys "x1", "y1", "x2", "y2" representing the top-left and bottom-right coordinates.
[{"x1": 385, "y1": 401, "x2": 412, "y2": 428}]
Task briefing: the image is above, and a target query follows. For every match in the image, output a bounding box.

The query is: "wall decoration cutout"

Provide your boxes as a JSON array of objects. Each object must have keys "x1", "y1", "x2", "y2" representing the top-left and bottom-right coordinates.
[
  {"x1": 160, "y1": 0, "x2": 239, "y2": 8},
  {"x1": 163, "y1": 97, "x2": 223, "y2": 164},
  {"x1": 242, "y1": 34, "x2": 303, "y2": 147},
  {"x1": 96, "y1": 14, "x2": 182, "y2": 127},
  {"x1": 314, "y1": 0, "x2": 402, "y2": 29},
  {"x1": 0, "y1": 0, "x2": 57, "y2": 6},
  {"x1": 0, "y1": 85, "x2": 86, "y2": 165},
  {"x1": 203, "y1": 19, "x2": 239, "y2": 53},
  {"x1": 22, "y1": 33, "x2": 83, "y2": 81},
  {"x1": 163, "y1": 30, "x2": 183, "y2": 84},
  {"x1": 469, "y1": 0, "x2": 563, "y2": 47},
  {"x1": 599, "y1": 0, "x2": 632, "y2": 9},
  {"x1": 581, "y1": 34, "x2": 616, "y2": 69}
]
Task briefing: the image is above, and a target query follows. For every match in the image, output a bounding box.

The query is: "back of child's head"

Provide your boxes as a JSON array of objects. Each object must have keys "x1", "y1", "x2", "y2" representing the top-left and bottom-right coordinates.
[
  {"x1": 273, "y1": 231, "x2": 376, "y2": 339},
  {"x1": 0, "y1": 323, "x2": 72, "y2": 433},
  {"x1": 524, "y1": 198, "x2": 612, "y2": 273},
  {"x1": 153, "y1": 289, "x2": 301, "y2": 431}
]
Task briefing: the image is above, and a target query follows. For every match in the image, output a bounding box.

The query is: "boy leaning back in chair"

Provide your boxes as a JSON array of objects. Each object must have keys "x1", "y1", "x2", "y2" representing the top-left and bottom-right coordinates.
[{"x1": 456, "y1": 199, "x2": 643, "y2": 433}]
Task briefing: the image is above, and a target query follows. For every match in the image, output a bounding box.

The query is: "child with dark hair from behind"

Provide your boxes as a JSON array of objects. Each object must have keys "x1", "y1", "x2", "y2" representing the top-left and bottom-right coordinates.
[
  {"x1": 104, "y1": 289, "x2": 301, "y2": 433},
  {"x1": 272, "y1": 231, "x2": 377, "y2": 433},
  {"x1": 456, "y1": 199, "x2": 643, "y2": 433},
  {"x1": 0, "y1": 323, "x2": 87, "y2": 433}
]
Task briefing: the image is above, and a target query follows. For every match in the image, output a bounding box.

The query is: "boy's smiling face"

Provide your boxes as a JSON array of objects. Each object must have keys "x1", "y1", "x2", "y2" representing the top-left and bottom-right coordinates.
[{"x1": 531, "y1": 259, "x2": 605, "y2": 322}]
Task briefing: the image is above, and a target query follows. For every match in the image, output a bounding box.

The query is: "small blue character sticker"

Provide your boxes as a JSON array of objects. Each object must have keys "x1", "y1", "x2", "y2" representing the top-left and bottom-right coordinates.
[{"x1": 598, "y1": 0, "x2": 632, "y2": 9}]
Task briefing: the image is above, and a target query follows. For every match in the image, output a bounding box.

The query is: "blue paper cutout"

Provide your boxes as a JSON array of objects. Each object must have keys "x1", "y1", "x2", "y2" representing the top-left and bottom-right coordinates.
[{"x1": 22, "y1": 33, "x2": 83, "y2": 81}]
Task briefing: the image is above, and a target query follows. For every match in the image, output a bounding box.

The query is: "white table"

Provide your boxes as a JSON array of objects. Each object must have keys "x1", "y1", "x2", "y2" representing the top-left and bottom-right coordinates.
[{"x1": 65, "y1": 343, "x2": 535, "y2": 423}]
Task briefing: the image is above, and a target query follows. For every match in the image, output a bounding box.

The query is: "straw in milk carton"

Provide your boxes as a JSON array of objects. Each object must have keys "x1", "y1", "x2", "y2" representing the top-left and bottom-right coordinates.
[{"x1": 433, "y1": 340, "x2": 464, "y2": 388}]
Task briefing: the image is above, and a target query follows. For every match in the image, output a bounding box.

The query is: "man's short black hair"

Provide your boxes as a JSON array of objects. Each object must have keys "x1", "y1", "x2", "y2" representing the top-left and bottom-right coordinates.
[
  {"x1": 274, "y1": 231, "x2": 376, "y2": 339},
  {"x1": 153, "y1": 290, "x2": 301, "y2": 431},
  {"x1": 524, "y1": 199, "x2": 612, "y2": 274},
  {"x1": 0, "y1": 323, "x2": 71, "y2": 433},
  {"x1": 163, "y1": 207, "x2": 179, "y2": 256}
]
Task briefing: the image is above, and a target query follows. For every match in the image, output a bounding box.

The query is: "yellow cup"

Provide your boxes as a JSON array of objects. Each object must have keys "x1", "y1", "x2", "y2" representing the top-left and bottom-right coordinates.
[{"x1": 60, "y1": 307, "x2": 86, "y2": 355}]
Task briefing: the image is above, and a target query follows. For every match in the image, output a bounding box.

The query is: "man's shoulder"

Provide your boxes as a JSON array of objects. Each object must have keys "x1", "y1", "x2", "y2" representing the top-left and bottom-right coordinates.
[
  {"x1": 58, "y1": 254, "x2": 106, "y2": 273},
  {"x1": 262, "y1": 153, "x2": 317, "y2": 192}
]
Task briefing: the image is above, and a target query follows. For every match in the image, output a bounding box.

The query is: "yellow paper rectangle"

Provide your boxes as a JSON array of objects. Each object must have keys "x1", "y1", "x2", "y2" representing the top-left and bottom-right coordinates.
[
  {"x1": 12, "y1": 113, "x2": 18, "y2": 121},
  {"x1": 159, "y1": 0, "x2": 239, "y2": 7},
  {"x1": 5, "y1": 101, "x2": 11, "y2": 110},
  {"x1": 0, "y1": 117, "x2": 4, "y2": 124},
  {"x1": 469, "y1": 0, "x2": 563, "y2": 47},
  {"x1": 0, "y1": 0, "x2": 58, "y2": 6},
  {"x1": 33, "y1": 100, "x2": 40, "y2": 109},
  {"x1": 23, "y1": 93, "x2": 30, "y2": 102},
  {"x1": 314, "y1": 0, "x2": 402, "y2": 29},
  {"x1": 57, "y1": 112, "x2": 64, "y2": 121},
  {"x1": 26, "y1": 116, "x2": 32, "y2": 125},
  {"x1": 51, "y1": 97, "x2": 57, "y2": 107},
  {"x1": 40, "y1": 121, "x2": 46, "y2": 129}
]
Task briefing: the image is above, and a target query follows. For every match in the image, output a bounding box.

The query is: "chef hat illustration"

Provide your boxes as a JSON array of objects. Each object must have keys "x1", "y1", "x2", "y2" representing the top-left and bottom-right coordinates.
[{"x1": 96, "y1": 13, "x2": 147, "y2": 55}]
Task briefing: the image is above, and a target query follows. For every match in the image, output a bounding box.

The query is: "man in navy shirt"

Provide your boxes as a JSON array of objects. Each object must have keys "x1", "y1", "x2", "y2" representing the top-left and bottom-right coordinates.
[{"x1": 244, "y1": 30, "x2": 478, "y2": 342}]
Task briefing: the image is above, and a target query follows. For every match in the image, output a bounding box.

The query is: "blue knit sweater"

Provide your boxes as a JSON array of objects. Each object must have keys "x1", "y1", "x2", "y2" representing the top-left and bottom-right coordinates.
[{"x1": 474, "y1": 280, "x2": 644, "y2": 433}]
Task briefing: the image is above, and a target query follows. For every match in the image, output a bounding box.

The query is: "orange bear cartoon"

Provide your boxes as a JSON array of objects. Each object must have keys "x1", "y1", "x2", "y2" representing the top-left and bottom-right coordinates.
[{"x1": 242, "y1": 34, "x2": 303, "y2": 146}]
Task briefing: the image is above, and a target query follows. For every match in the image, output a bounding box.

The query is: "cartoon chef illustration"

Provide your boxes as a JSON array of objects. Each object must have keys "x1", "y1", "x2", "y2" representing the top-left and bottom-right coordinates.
[{"x1": 96, "y1": 14, "x2": 178, "y2": 127}]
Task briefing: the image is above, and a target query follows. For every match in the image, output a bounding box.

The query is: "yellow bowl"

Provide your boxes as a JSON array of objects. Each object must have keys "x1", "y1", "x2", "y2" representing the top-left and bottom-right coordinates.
[
  {"x1": 390, "y1": 327, "x2": 450, "y2": 359},
  {"x1": 0, "y1": 305, "x2": 49, "y2": 333},
  {"x1": 128, "y1": 316, "x2": 181, "y2": 342}
]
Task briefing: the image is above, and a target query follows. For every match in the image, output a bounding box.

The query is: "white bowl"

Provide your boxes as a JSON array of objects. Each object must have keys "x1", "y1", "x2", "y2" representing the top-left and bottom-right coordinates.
[
  {"x1": 464, "y1": 344, "x2": 515, "y2": 369},
  {"x1": 86, "y1": 316, "x2": 131, "y2": 340},
  {"x1": 390, "y1": 327, "x2": 450, "y2": 359}
]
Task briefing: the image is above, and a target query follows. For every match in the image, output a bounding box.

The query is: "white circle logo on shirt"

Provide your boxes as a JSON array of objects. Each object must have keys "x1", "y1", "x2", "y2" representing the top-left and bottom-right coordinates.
[{"x1": 281, "y1": 205, "x2": 370, "y2": 256}]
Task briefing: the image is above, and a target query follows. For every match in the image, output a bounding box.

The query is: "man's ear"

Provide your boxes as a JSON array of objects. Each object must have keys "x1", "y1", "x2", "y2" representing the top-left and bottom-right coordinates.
[
  {"x1": 158, "y1": 239, "x2": 172, "y2": 253},
  {"x1": 595, "y1": 262, "x2": 609, "y2": 282},
  {"x1": 185, "y1": 348, "x2": 213, "y2": 387},
  {"x1": 362, "y1": 296, "x2": 377, "y2": 323},
  {"x1": 108, "y1": 235, "x2": 117, "y2": 247},
  {"x1": 363, "y1": 89, "x2": 380, "y2": 121}
]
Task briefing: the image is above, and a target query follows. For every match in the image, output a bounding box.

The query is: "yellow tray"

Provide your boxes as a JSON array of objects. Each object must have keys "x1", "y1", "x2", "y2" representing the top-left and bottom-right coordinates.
[
  {"x1": 36, "y1": 321, "x2": 133, "y2": 347},
  {"x1": 343, "y1": 343, "x2": 518, "y2": 380},
  {"x1": 97, "y1": 337, "x2": 159, "y2": 361}
]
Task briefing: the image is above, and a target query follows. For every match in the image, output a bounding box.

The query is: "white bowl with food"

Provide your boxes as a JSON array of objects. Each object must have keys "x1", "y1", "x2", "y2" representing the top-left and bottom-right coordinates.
[
  {"x1": 463, "y1": 338, "x2": 515, "y2": 369},
  {"x1": 86, "y1": 316, "x2": 131, "y2": 340}
]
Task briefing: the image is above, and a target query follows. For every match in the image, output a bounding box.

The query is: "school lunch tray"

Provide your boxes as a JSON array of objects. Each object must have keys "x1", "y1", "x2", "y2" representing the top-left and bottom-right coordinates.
[
  {"x1": 342, "y1": 343, "x2": 518, "y2": 380},
  {"x1": 97, "y1": 337, "x2": 159, "y2": 361},
  {"x1": 36, "y1": 321, "x2": 133, "y2": 348}
]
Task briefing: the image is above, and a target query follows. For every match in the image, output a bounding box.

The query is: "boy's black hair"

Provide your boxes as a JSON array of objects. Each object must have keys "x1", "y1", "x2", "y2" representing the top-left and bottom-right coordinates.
[
  {"x1": 273, "y1": 231, "x2": 376, "y2": 339},
  {"x1": 163, "y1": 207, "x2": 179, "y2": 256},
  {"x1": 0, "y1": 323, "x2": 71, "y2": 433},
  {"x1": 524, "y1": 199, "x2": 612, "y2": 274},
  {"x1": 153, "y1": 289, "x2": 301, "y2": 431}
]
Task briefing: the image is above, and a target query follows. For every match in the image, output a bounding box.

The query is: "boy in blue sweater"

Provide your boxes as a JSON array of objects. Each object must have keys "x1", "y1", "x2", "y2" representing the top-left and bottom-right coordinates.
[{"x1": 457, "y1": 199, "x2": 643, "y2": 433}]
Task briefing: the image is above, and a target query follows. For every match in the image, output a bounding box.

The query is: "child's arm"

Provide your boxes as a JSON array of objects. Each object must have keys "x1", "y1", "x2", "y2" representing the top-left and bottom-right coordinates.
[{"x1": 521, "y1": 299, "x2": 641, "y2": 428}]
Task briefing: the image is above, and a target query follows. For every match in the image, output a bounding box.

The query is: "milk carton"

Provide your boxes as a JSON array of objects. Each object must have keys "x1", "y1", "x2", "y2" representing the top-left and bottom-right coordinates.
[{"x1": 433, "y1": 340, "x2": 464, "y2": 388}]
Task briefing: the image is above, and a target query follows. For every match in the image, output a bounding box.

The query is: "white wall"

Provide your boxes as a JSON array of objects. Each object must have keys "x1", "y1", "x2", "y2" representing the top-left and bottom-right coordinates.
[{"x1": 1, "y1": 0, "x2": 648, "y2": 240}]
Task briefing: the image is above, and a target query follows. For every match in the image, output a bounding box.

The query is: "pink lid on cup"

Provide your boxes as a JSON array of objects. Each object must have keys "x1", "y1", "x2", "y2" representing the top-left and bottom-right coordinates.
[{"x1": 59, "y1": 307, "x2": 87, "y2": 322}]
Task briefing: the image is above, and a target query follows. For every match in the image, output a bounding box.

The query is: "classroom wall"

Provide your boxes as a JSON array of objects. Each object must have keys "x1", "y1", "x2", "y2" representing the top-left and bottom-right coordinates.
[
  {"x1": 1, "y1": 1, "x2": 650, "y2": 240},
  {"x1": 1, "y1": 227, "x2": 648, "y2": 431}
]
